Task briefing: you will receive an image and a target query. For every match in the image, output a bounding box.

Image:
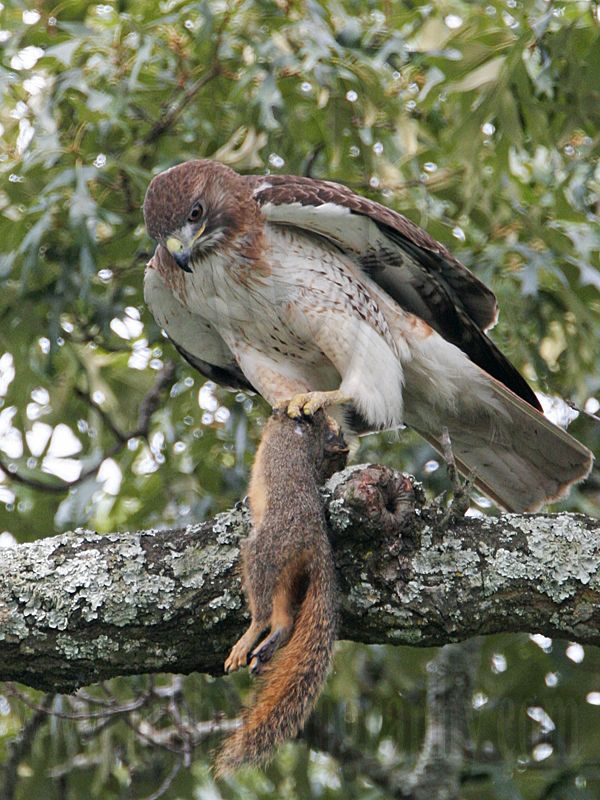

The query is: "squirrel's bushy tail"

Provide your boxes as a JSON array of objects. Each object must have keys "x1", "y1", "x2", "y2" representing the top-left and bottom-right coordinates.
[{"x1": 214, "y1": 554, "x2": 337, "y2": 776}]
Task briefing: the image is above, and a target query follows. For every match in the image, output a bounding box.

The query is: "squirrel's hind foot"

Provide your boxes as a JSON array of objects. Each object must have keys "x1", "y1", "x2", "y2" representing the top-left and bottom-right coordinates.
[{"x1": 250, "y1": 625, "x2": 293, "y2": 675}]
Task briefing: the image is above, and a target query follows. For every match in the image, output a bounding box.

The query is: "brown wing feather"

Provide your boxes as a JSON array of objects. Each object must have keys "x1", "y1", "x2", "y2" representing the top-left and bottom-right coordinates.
[
  {"x1": 250, "y1": 174, "x2": 541, "y2": 412},
  {"x1": 249, "y1": 174, "x2": 498, "y2": 328}
]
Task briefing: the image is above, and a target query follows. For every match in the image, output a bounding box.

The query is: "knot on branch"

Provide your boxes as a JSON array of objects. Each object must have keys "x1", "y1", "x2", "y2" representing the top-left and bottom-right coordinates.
[{"x1": 326, "y1": 466, "x2": 422, "y2": 543}]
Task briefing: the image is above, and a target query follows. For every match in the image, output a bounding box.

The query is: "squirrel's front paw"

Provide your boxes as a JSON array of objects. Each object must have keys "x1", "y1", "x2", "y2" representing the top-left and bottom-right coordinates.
[
  {"x1": 224, "y1": 642, "x2": 248, "y2": 673},
  {"x1": 224, "y1": 627, "x2": 261, "y2": 673}
]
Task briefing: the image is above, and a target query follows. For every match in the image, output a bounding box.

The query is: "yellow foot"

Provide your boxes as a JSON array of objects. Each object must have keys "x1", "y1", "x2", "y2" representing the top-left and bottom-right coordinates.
[{"x1": 280, "y1": 390, "x2": 351, "y2": 419}]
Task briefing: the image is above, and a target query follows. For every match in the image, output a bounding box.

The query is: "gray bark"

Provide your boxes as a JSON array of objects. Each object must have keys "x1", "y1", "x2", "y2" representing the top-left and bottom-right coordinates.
[
  {"x1": 0, "y1": 464, "x2": 598, "y2": 693},
  {"x1": 405, "y1": 640, "x2": 479, "y2": 799}
]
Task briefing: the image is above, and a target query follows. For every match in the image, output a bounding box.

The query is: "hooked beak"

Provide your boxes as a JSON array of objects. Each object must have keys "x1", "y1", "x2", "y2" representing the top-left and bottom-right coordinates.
[
  {"x1": 172, "y1": 249, "x2": 192, "y2": 273},
  {"x1": 165, "y1": 236, "x2": 192, "y2": 273},
  {"x1": 165, "y1": 222, "x2": 206, "y2": 274}
]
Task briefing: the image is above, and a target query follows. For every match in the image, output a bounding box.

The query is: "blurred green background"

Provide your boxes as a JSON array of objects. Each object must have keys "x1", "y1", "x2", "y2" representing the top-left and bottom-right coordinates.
[{"x1": 0, "y1": 0, "x2": 599, "y2": 797}]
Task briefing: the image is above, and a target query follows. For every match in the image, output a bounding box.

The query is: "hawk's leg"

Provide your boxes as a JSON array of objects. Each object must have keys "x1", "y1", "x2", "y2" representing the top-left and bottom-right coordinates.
[{"x1": 279, "y1": 389, "x2": 351, "y2": 419}]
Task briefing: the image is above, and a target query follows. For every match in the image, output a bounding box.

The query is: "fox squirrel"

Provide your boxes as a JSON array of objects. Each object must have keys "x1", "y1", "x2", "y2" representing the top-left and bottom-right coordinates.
[{"x1": 215, "y1": 409, "x2": 348, "y2": 775}]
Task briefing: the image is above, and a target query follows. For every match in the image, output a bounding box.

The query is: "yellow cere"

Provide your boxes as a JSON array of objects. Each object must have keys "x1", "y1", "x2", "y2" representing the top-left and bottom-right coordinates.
[{"x1": 166, "y1": 236, "x2": 184, "y2": 255}]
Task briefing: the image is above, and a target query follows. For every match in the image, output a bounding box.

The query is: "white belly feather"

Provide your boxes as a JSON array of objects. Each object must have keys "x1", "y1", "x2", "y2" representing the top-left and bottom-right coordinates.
[
  {"x1": 183, "y1": 226, "x2": 409, "y2": 427},
  {"x1": 146, "y1": 224, "x2": 493, "y2": 432}
]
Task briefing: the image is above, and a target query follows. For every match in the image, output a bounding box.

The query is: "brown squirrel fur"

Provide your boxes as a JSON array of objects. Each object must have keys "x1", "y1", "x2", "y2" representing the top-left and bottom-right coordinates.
[{"x1": 214, "y1": 409, "x2": 347, "y2": 775}]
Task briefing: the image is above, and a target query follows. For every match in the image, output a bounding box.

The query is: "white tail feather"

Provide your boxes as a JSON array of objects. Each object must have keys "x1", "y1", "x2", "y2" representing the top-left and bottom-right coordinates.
[{"x1": 405, "y1": 372, "x2": 593, "y2": 513}]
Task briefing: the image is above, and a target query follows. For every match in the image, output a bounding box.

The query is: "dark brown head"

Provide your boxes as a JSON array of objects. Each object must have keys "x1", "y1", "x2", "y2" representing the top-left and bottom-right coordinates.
[{"x1": 143, "y1": 160, "x2": 260, "y2": 272}]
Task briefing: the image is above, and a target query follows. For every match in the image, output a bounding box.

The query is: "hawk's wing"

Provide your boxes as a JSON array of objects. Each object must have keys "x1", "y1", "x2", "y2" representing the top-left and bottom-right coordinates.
[
  {"x1": 144, "y1": 250, "x2": 255, "y2": 392},
  {"x1": 250, "y1": 174, "x2": 541, "y2": 411}
]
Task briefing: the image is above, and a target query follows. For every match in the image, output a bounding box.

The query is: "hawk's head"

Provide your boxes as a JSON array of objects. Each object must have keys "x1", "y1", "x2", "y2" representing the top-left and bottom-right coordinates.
[{"x1": 143, "y1": 160, "x2": 260, "y2": 272}]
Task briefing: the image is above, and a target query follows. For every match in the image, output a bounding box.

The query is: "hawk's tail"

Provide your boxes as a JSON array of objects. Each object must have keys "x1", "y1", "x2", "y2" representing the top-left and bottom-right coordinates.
[{"x1": 406, "y1": 373, "x2": 593, "y2": 512}]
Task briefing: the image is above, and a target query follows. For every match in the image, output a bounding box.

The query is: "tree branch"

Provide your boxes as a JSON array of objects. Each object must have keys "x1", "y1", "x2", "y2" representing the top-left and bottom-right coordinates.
[
  {"x1": 1, "y1": 464, "x2": 599, "y2": 692},
  {"x1": 141, "y1": 1, "x2": 242, "y2": 146},
  {"x1": 0, "y1": 362, "x2": 175, "y2": 495},
  {"x1": 304, "y1": 639, "x2": 479, "y2": 800},
  {"x1": 1, "y1": 693, "x2": 53, "y2": 800},
  {"x1": 142, "y1": 66, "x2": 221, "y2": 145},
  {"x1": 405, "y1": 640, "x2": 479, "y2": 799}
]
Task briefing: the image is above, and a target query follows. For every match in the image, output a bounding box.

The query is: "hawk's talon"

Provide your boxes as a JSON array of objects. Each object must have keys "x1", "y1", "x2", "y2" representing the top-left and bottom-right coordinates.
[
  {"x1": 287, "y1": 394, "x2": 311, "y2": 419},
  {"x1": 282, "y1": 390, "x2": 351, "y2": 419}
]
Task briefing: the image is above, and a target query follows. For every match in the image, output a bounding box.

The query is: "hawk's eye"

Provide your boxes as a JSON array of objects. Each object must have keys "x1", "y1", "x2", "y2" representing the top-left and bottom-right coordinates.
[{"x1": 188, "y1": 202, "x2": 203, "y2": 223}]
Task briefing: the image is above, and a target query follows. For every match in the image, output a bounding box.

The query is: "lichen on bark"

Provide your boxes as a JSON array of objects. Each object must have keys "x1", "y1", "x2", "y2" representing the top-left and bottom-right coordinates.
[{"x1": 0, "y1": 464, "x2": 599, "y2": 692}]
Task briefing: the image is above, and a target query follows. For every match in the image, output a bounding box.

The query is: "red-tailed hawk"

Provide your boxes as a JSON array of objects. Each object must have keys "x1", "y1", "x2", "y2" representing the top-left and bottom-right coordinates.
[{"x1": 143, "y1": 160, "x2": 592, "y2": 512}]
